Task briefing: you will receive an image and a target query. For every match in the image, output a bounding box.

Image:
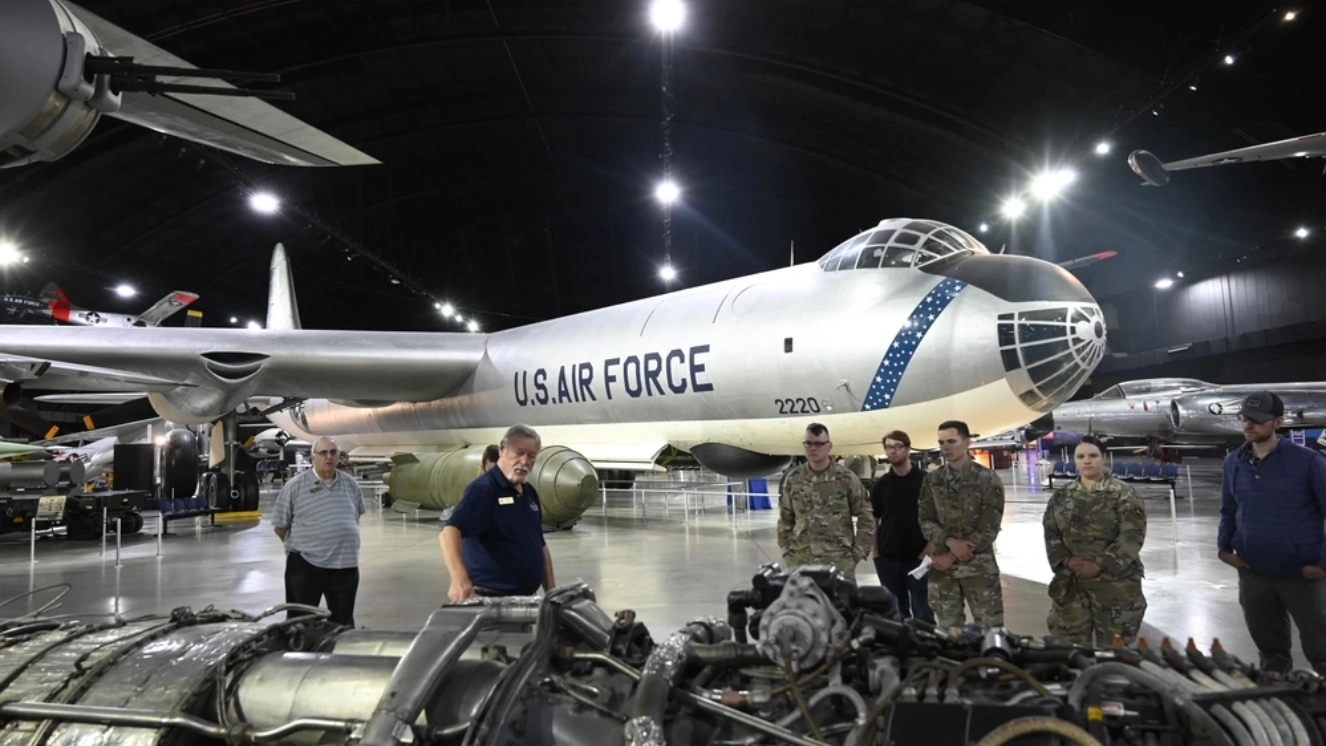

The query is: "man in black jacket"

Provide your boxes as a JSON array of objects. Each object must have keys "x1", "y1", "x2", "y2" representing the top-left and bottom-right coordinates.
[{"x1": 871, "y1": 430, "x2": 934, "y2": 622}]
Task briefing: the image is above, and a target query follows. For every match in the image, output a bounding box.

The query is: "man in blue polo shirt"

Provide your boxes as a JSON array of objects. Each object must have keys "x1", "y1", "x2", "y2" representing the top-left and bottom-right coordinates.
[
  {"x1": 1218, "y1": 391, "x2": 1326, "y2": 675},
  {"x1": 439, "y1": 424, "x2": 556, "y2": 600}
]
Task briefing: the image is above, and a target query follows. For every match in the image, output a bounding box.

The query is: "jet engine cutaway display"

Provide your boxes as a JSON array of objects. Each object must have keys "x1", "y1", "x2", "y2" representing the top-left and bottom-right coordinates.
[{"x1": 2, "y1": 566, "x2": 1322, "y2": 746}]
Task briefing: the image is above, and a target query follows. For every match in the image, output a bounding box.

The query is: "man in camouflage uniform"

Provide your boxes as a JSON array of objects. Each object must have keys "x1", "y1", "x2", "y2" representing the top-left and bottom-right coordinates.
[
  {"x1": 777, "y1": 423, "x2": 874, "y2": 581},
  {"x1": 918, "y1": 420, "x2": 1005, "y2": 627},
  {"x1": 1042, "y1": 445, "x2": 1148, "y2": 646}
]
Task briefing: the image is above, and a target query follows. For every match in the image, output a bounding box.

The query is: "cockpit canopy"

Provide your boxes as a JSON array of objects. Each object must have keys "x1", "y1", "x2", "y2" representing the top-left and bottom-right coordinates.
[
  {"x1": 1093, "y1": 378, "x2": 1211, "y2": 399},
  {"x1": 818, "y1": 218, "x2": 989, "y2": 272}
]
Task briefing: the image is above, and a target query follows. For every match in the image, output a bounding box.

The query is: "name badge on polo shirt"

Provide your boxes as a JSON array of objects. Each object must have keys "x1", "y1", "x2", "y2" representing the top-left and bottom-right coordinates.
[{"x1": 499, "y1": 496, "x2": 515, "y2": 505}]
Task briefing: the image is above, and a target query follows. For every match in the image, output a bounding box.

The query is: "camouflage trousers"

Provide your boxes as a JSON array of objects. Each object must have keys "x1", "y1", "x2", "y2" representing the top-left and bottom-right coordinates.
[
  {"x1": 929, "y1": 571, "x2": 1004, "y2": 628},
  {"x1": 1047, "y1": 574, "x2": 1147, "y2": 646},
  {"x1": 784, "y1": 552, "x2": 860, "y2": 582}
]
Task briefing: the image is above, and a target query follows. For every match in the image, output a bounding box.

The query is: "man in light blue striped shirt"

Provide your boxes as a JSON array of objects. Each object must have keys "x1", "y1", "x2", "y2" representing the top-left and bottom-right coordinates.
[{"x1": 272, "y1": 436, "x2": 365, "y2": 625}]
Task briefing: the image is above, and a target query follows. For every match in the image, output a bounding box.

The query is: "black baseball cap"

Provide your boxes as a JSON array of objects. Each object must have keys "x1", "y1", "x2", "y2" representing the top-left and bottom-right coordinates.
[{"x1": 1240, "y1": 391, "x2": 1284, "y2": 423}]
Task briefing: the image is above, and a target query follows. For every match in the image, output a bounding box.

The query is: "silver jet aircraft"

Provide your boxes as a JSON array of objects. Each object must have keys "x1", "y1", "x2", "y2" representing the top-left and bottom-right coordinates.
[
  {"x1": 1053, "y1": 378, "x2": 1326, "y2": 445},
  {"x1": 0, "y1": 218, "x2": 1106, "y2": 483},
  {"x1": 1129, "y1": 131, "x2": 1326, "y2": 187}
]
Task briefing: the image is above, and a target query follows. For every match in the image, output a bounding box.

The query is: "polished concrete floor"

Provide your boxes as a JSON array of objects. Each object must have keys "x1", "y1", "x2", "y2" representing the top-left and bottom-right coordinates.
[{"x1": 0, "y1": 458, "x2": 1311, "y2": 671}]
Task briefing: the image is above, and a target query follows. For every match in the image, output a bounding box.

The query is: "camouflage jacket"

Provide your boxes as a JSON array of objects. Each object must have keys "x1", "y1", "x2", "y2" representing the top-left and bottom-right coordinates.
[
  {"x1": 777, "y1": 462, "x2": 874, "y2": 564},
  {"x1": 1043, "y1": 475, "x2": 1146, "y2": 581},
  {"x1": 918, "y1": 460, "x2": 1005, "y2": 578}
]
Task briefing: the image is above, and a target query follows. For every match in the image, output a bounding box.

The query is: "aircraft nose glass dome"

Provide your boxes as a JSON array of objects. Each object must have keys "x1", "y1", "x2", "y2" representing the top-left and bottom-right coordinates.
[
  {"x1": 818, "y1": 219, "x2": 988, "y2": 271},
  {"x1": 998, "y1": 305, "x2": 1106, "y2": 412}
]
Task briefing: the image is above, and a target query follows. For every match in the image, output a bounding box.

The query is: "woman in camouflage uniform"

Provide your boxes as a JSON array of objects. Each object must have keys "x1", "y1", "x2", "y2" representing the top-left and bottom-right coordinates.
[{"x1": 1042, "y1": 436, "x2": 1148, "y2": 645}]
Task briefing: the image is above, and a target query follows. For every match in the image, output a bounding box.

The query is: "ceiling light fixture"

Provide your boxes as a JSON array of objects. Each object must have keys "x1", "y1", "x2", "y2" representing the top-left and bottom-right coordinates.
[
  {"x1": 655, "y1": 179, "x2": 680, "y2": 205},
  {"x1": 1000, "y1": 197, "x2": 1027, "y2": 219},
  {"x1": 649, "y1": 0, "x2": 686, "y2": 32},
  {"x1": 1030, "y1": 168, "x2": 1076, "y2": 201},
  {"x1": 248, "y1": 192, "x2": 280, "y2": 214}
]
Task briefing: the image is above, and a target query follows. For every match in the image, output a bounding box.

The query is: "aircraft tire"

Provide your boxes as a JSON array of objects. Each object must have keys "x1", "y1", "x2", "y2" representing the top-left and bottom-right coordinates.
[
  {"x1": 122, "y1": 511, "x2": 144, "y2": 534},
  {"x1": 66, "y1": 516, "x2": 100, "y2": 541},
  {"x1": 162, "y1": 430, "x2": 199, "y2": 499},
  {"x1": 208, "y1": 471, "x2": 235, "y2": 512},
  {"x1": 197, "y1": 472, "x2": 216, "y2": 509},
  {"x1": 234, "y1": 470, "x2": 260, "y2": 512}
]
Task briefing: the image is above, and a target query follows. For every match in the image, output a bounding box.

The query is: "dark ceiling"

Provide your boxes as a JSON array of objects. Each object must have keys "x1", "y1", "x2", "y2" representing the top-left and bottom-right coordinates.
[{"x1": 0, "y1": 0, "x2": 1320, "y2": 333}]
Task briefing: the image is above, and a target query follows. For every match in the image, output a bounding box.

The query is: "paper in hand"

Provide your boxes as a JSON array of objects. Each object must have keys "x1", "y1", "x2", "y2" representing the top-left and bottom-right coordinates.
[{"x1": 909, "y1": 554, "x2": 933, "y2": 580}]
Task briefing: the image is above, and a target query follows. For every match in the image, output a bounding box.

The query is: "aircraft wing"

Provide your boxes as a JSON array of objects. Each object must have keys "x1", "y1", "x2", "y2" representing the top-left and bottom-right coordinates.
[
  {"x1": 69, "y1": 3, "x2": 380, "y2": 167},
  {"x1": 1129, "y1": 132, "x2": 1326, "y2": 186},
  {"x1": 0, "y1": 354, "x2": 192, "y2": 389},
  {"x1": 41, "y1": 419, "x2": 157, "y2": 446},
  {"x1": 1057, "y1": 251, "x2": 1117, "y2": 272},
  {"x1": 0, "y1": 326, "x2": 488, "y2": 413},
  {"x1": 137, "y1": 291, "x2": 200, "y2": 327}
]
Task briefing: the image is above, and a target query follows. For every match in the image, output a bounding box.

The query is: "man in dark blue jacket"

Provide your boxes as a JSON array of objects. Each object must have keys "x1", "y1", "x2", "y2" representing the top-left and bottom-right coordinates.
[{"x1": 1218, "y1": 391, "x2": 1326, "y2": 675}]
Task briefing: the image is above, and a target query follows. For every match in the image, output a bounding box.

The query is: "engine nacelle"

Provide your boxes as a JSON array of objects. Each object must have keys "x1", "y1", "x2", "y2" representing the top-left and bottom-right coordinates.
[
  {"x1": 0, "y1": 0, "x2": 126, "y2": 169},
  {"x1": 387, "y1": 445, "x2": 599, "y2": 528},
  {"x1": 690, "y1": 443, "x2": 791, "y2": 479}
]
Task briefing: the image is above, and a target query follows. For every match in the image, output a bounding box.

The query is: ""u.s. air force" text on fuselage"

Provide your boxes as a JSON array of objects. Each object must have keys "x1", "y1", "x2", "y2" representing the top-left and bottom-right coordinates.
[{"x1": 514, "y1": 345, "x2": 714, "y2": 407}]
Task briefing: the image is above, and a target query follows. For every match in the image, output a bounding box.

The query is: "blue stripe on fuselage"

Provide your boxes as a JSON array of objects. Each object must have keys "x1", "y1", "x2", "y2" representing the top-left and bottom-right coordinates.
[{"x1": 860, "y1": 278, "x2": 968, "y2": 411}]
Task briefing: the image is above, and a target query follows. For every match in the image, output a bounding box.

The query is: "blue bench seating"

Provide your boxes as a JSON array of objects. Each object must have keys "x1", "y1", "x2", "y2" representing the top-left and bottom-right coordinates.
[{"x1": 157, "y1": 496, "x2": 219, "y2": 524}]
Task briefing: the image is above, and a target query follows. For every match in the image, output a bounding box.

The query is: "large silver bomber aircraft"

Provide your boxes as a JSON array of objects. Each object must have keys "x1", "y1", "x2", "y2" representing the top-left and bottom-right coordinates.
[{"x1": 0, "y1": 218, "x2": 1104, "y2": 474}]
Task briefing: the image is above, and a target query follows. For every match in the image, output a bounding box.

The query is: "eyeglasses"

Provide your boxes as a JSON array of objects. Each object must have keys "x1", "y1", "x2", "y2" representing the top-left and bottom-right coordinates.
[
  {"x1": 314, "y1": 449, "x2": 340, "y2": 458},
  {"x1": 883, "y1": 444, "x2": 908, "y2": 452},
  {"x1": 802, "y1": 440, "x2": 830, "y2": 449}
]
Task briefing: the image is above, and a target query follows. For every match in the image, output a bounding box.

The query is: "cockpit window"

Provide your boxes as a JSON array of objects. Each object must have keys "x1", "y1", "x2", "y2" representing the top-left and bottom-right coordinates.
[
  {"x1": 1096, "y1": 385, "x2": 1124, "y2": 400},
  {"x1": 818, "y1": 218, "x2": 988, "y2": 272},
  {"x1": 1117, "y1": 378, "x2": 1211, "y2": 397}
]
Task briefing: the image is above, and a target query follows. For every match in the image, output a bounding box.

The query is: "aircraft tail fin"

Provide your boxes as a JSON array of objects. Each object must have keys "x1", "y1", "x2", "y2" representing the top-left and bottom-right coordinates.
[
  {"x1": 137, "y1": 292, "x2": 200, "y2": 327},
  {"x1": 266, "y1": 243, "x2": 302, "y2": 330},
  {"x1": 38, "y1": 283, "x2": 67, "y2": 304},
  {"x1": 39, "y1": 283, "x2": 74, "y2": 322}
]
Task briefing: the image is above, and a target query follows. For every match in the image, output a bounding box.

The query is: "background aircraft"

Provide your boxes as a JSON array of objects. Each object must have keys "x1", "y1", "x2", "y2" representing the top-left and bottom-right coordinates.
[
  {"x1": 1, "y1": 0, "x2": 376, "y2": 169},
  {"x1": 1129, "y1": 130, "x2": 1326, "y2": 186},
  {"x1": 40, "y1": 284, "x2": 199, "y2": 328},
  {"x1": 1052, "y1": 377, "x2": 1326, "y2": 446}
]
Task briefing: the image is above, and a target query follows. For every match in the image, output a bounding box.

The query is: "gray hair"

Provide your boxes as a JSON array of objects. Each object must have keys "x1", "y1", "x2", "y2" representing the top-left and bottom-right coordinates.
[
  {"x1": 313, "y1": 436, "x2": 339, "y2": 452},
  {"x1": 500, "y1": 424, "x2": 541, "y2": 448}
]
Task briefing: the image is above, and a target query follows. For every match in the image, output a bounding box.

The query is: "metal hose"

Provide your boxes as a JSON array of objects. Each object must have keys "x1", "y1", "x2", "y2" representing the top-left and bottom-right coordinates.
[
  {"x1": 1184, "y1": 667, "x2": 1276, "y2": 746},
  {"x1": 1229, "y1": 671, "x2": 1312, "y2": 746},
  {"x1": 1212, "y1": 670, "x2": 1298, "y2": 746},
  {"x1": 972, "y1": 716, "x2": 1104, "y2": 746},
  {"x1": 1067, "y1": 662, "x2": 1236, "y2": 746},
  {"x1": 1137, "y1": 660, "x2": 1254, "y2": 746},
  {"x1": 947, "y1": 657, "x2": 1053, "y2": 699}
]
